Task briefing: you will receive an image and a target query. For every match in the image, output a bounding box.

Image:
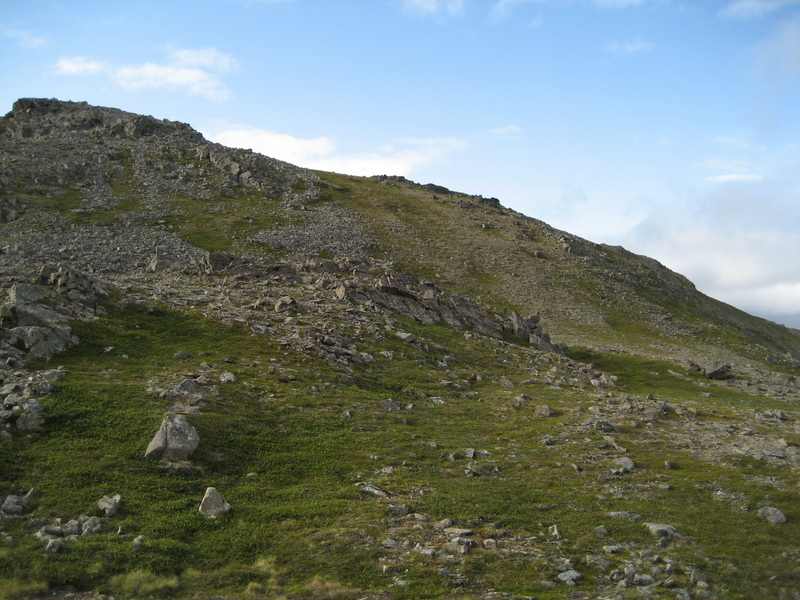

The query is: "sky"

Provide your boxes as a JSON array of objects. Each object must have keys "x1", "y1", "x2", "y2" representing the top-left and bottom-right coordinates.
[{"x1": 2, "y1": 0, "x2": 800, "y2": 328}]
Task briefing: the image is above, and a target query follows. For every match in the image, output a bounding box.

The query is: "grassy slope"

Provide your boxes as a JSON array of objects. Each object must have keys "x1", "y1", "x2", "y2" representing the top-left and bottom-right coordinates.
[
  {"x1": 2, "y1": 298, "x2": 799, "y2": 599},
  {"x1": 312, "y1": 171, "x2": 800, "y2": 371}
]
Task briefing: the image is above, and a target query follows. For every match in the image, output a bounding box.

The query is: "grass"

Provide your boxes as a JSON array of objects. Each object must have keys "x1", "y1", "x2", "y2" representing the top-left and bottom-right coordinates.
[{"x1": 1, "y1": 282, "x2": 798, "y2": 599}]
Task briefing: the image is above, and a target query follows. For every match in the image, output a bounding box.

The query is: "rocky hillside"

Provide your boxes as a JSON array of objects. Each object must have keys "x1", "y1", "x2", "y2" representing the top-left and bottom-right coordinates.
[{"x1": 1, "y1": 99, "x2": 799, "y2": 600}]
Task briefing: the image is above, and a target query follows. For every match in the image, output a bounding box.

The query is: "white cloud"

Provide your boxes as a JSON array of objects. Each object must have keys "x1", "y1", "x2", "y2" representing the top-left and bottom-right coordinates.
[
  {"x1": 619, "y1": 172, "x2": 800, "y2": 327},
  {"x1": 205, "y1": 123, "x2": 468, "y2": 176},
  {"x1": 1, "y1": 27, "x2": 46, "y2": 48},
  {"x1": 54, "y1": 47, "x2": 237, "y2": 102},
  {"x1": 402, "y1": 0, "x2": 465, "y2": 16},
  {"x1": 55, "y1": 56, "x2": 105, "y2": 75},
  {"x1": 604, "y1": 35, "x2": 653, "y2": 54},
  {"x1": 209, "y1": 127, "x2": 336, "y2": 165},
  {"x1": 721, "y1": 0, "x2": 800, "y2": 19}
]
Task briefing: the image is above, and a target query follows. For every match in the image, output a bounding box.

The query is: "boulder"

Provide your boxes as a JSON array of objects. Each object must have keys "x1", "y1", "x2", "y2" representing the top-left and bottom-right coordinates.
[
  {"x1": 534, "y1": 404, "x2": 556, "y2": 417},
  {"x1": 705, "y1": 363, "x2": 732, "y2": 380},
  {"x1": 757, "y1": 506, "x2": 786, "y2": 524},
  {"x1": 199, "y1": 487, "x2": 230, "y2": 518},
  {"x1": 144, "y1": 414, "x2": 200, "y2": 461},
  {"x1": 8, "y1": 284, "x2": 44, "y2": 303}
]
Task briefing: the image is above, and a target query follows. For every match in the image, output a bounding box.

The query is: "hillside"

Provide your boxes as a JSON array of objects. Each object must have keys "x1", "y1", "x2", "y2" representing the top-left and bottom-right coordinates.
[{"x1": 1, "y1": 98, "x2": 799, "y2": 600}]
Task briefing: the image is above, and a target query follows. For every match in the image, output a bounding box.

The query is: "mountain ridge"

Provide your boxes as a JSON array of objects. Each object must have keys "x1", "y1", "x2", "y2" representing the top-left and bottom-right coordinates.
[{"x1": 1, "y1": 98, "x2": 799, "y2": 600}]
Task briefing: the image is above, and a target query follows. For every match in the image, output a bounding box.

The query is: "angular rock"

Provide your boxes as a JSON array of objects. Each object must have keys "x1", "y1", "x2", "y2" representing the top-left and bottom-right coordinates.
[
  {"x1": 81, "y1": 516, "x2": 107, "y2": 535},
  {"x1": 613, "y1": 457, "x2": 635, "y2": 473},
  {"x1": 644, "y1": 522, "x2": 684, "y2": 539},
  {"x1": 705, "y1": 363, "x2": 732, "y2": 380},
  {"x1": 355, "y1": 481, "x2": 390, "y2": 498},
  {"x1": 199, "y1": 487, "x2": 230, "y2": 518},
  {"x1": 144, "y1": 414, "x2": 200, "y2": 461},
  {"x1": 97, "y1": 493, "x2": 121, "y2": 517},
  {"x1": 8, "y1": 284, "x2": 44, "y2": 303}
]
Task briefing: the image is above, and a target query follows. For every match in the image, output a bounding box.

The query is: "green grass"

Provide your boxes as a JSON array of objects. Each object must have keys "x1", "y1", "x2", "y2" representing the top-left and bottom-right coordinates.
[{"x1": 2, "y1": 295, "x2": 799, "y2": 599}]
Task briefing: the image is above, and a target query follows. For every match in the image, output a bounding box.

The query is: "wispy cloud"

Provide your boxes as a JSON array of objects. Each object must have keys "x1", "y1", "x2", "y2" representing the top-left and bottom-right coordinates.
[
  {"x1": 490, "y1": 0, "x2": 542, "y2": 22},
  {"x1": 205, "y1": 123, "x2": 468, "y2": 176},
  {"x1": 1, "y1": 27, "x2": 46, "y2": 48},
  {"x1": 705, "y1": 173, "x2": 764, "y2": 182},
  {"x1": 401, "y1": 0, "x2": 465, "y2": 16},
  {"x1": 720, "y1": 0, "x2": 800, "y2": 19},
  {"x1": 54, "y1": 48, "x2": 238, "y2": 102},
  {"x1": 482, "y1": 124, "x2": 524, "y2": 139},
  {"x1": 604, "y1": 35, "x2": 653, "y2": 54}
]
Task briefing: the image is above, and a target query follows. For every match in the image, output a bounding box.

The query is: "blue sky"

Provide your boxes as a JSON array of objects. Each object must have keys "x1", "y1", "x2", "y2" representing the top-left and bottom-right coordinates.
[{"x1": 2, "y1": 0, "x2": 800, "y2": 327}]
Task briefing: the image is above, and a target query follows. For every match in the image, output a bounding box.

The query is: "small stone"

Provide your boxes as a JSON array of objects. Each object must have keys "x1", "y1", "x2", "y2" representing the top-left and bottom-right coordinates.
[
  {"x1": 585, "y1": 555, "x2": 611, "y2": 569},
  {"x1": 443, "y1": 527, "x2": 474, "y2": 537},
  {"x1": 690, "y1": 568, "x2": 708, "y2": 586},
  {"x1": 613, "y1": 457, "x2": 635, "y2": 473},
  {"x1": 595, "y1": 525, "x2": 609, "y2": 535},
  {"x1": 97, "y1": 493, "x2": 121, "y2": 517},
  {"x1": 388, "y1": 504, "x2": 409, "y2": 516},
  {"x1": 644, "y1": 522, "x2": 683, "y2": 539},
  {"x1": 608, "y1": 511, "x2": 640, "y2": 520},
  {"x1": 757, "y1": 506, "x2": 786, "y2": 524},
  {"x1": 199, "y1": 487, "x2": 231, "y2": 518},
  {"x1": 556, "y1": 569, "x2": 582, "y2": 585},
  {"x1": 396, "y1": 332, "x2": 416, "y2": 343},
  {"x1": 219, "y1": 371, "x2": 236, "y2": 383},
  {"x1": 81, "y1": 516, "x2": 106, "y2": 535},
  {"x1": 434, "y1": 518, "x2": 453, "y2": 529}
]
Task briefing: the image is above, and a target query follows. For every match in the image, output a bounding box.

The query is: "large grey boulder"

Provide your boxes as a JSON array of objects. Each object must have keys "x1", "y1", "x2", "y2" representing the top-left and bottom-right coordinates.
[{"x1": 144, "y1": 414, "x2": 199, "y2": 461}]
